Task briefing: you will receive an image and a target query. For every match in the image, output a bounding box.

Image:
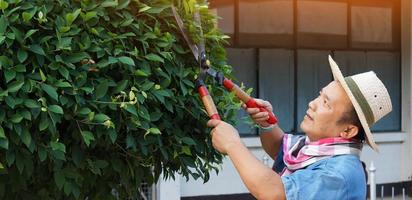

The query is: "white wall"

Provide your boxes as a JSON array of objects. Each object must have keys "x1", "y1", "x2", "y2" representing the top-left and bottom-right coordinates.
[{"x1": 400, "y1": 0, "x2": 412, "y2": 183}]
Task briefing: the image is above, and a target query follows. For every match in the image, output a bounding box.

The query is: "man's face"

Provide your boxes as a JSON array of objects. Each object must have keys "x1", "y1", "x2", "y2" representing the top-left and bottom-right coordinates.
[{"x1": 300, "y1": 81, "x2": 352, "y2": 141}]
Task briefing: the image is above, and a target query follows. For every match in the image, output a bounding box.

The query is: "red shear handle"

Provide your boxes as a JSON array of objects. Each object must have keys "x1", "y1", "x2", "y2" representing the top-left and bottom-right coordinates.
[
  {"x1": 198, "y1": 86, "x2": 221, "y2": 120},
  {"x1": 223, "y1": 79, "x2": 277, "y2": 125},
  {"x1": 245, "y1": 99, "x2": 277, "y2": 124}
]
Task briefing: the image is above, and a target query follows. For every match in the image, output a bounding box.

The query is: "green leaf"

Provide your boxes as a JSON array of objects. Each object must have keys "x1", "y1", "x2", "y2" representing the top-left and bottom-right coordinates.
[
  {"x1": 148, "y1": 128, "x2": 161, "y2": 134},
  {"x1": 49, "y1": 105, "x2": 63, "y2": 114},
  {"x1": 78, "y1": 107, "x2": 91, "y2": 115},
  {"x1": 5, "y1": 96, "x2": 15, "y2": 108},
  {"x1": 29, "y1": 44, "x2": 46, "y2": 56},
  {"x1": 94, "y1": 114, "x2": 110, "y2": 123},
  {"x1": 0, "y1": 0, "x2": 9, "y2": 10},
  {"x1": 145, "y1": 53, "x2": 164, "y2": 63},
  {"x1": 135, "y1": 69, "x2": 148, "y2": 77},
  {"x1": 117, "y1": 0, "x2": 131, "y2": 9},
  {"x1": 51, "y1": 150, "x2": 66, "y2": 161},
  {"x1": 0, "y1": 126, "x2": 5, "y2": 139},
  {"x1": 41, "y1": 84, "x2": 59, "y2": 101},
  {"x1": 58, "y1": 67, "x2": 69, "y2": 79},
  {"x1": 82, "y1": 11, "x2": 97, "y2": 21},
  {"x1": 146, "y1": 6, "x2": 168, "y2": 14},
  {"x1": 24, "y1": 29, "x2": 38, "y2": 40},
  {"x1": 7, "y1": 80, "x2": 24, "y2": 93},
  {"x1": 108, "y1": 129, "x2": 117, "y2": 144},
  {"x1": 113, "y1": 80, "x2": 128, "y2": 93},
  {"x1": 139, "y1": 5, "x2": 151, "y2": 13},
  {"x1": 95, "y1": 80, "x2": 108, "y2": 99},
  {"x1": 6, "y1": 151, "x2": 14, "y2": 166},
  {"x1": 24, "y1": 99, "x2": 40, "y2": 108},
  {"x1": 55, "y1": 81, "x2": 72, "y2": 88},
  {"x1": 101, "y1": 0, "x2": 118, "y2": 7},
  {"x1": 0, "y1": 36, "x2": 5, "y2": 45},
  {"x1": 66, "y1": 8, "x2": 81, "y2": 25},
  {"x1": 39, "y1": 117, "x2": 49, "y2": 131},
  {"x1": 63, "y1": 52, "x2": 88, "y2": 63},
  {"x1": 181, "y1": 146, "x2": 192, "y2": 156},
  {"x1": 15, "y1": 153, "x2": 24, "y2": 174},
  {"x1": 0, "y1": 89, "x2": 8, "y2": 97},
  {"x1": 39, "y1": 68, "x2": 46, "y2": 82},
  {"x1": 124, "y1": 105, "x2": 138, "y2": 117},
  {"x1": 64, "y1": 180, "x2": 72, "y2": 195},
  {"x1": 21, "y1": 129, "x2": 32, "y2": 148},
  {"x1": 4, "y1": 70, "x2": 16, "y2": 83},
  {"x1": 138, "y1": 106, "x2": 150, "y2": 121},
  {"x1": 81, "y1": 131, "x2": 95, "y2": 147},
  {"x1": 126, "y1": 134, "x2": 136, "y2": 149},
  {"x1": 0, "y1": 138, "x2": 8, "y2": 149},
  {"x1": 181, "y1": 137, "x2": 196, "y2": 146},
  {"x1": 38, "y1": 147, "x2": 47, "y2": 162},
  {"x1": 50, "y1": 141, "x2": 66, "y2": 153},
  {"x1": 0, "y1": 15, "x2": 7, "y2": 34},
  {"x1": 54, "y1": 171, "x2": 65, "y2": 190},
  {"x1": 17, "y1": 49, "x2": 28, "y2": 63},
  {"x1": 22, "y1": 11, "x2": 35, "y2": 22},
  {"x1": 10, "y1": 113, "x2": 23, "y2": 123},
  {"x1": 118, "y1": 56, "x2": 135, "y2": 66}
]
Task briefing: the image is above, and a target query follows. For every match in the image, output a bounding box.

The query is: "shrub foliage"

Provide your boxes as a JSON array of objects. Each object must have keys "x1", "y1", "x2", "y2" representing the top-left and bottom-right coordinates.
[{"x1": 0, "y1": 0, "x2": 239, "y2": 199}]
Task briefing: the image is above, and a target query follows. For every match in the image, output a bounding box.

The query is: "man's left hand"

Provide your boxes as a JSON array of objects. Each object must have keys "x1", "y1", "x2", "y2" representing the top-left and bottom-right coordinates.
[{"x1": 207, "y1": 119, "x2": 242, "y2": 154}]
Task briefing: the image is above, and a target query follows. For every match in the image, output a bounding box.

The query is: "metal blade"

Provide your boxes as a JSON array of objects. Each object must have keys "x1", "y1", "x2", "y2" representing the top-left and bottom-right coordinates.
[
  {"x1": 193, "y1": 9, "x2": 207, "y2": 64},
  {"x1": 171, "y1": 6, "x2": 199, "y2": 62},
  {"x1": 206, "y1": 68, "x2": 224, "y2": 85}
]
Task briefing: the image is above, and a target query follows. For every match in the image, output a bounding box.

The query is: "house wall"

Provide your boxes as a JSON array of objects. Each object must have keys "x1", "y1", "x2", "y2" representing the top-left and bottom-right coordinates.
[{"x1": 157, "y1": 0, "x2": 412, "y2": 199}]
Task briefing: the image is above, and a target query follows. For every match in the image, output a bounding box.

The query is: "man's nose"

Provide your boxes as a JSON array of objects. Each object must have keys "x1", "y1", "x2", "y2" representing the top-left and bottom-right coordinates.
[{"x1": 308, "y1": 98, "x2": 317, "y2": 110}]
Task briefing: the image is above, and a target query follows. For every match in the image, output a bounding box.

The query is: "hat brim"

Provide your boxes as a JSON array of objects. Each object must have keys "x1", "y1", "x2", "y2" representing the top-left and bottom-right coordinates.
[{"x1": 328, "y1": 55, "x2": 378, "y2": 151}]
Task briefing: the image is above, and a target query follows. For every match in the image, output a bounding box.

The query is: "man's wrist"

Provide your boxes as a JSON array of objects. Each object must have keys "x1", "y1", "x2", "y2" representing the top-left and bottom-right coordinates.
[{"x1": 258, "y1": 124, "x2": 276, "y2": 134}]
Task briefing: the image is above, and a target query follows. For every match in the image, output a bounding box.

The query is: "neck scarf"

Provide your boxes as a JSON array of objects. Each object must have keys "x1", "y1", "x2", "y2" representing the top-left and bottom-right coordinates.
[{"x1": 281, "y1": 134, "x2": 363, "y2": 176}]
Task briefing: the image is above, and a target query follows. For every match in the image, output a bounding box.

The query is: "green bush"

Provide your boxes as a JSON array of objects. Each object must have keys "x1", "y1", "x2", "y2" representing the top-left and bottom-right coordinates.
[{"x1": 0, "y1": 0, "x2": 239, "y2": 199}]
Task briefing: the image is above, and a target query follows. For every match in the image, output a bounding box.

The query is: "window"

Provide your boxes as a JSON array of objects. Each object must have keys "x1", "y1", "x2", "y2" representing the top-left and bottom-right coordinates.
[{"x1": 210, "y1": 0, "x2": 401, "y2": 135}]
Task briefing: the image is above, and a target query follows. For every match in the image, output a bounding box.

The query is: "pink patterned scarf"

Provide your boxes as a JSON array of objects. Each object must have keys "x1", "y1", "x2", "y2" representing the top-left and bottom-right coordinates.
[{"x1": 280, "y1": 134, "x2": 362, "y2": 176}]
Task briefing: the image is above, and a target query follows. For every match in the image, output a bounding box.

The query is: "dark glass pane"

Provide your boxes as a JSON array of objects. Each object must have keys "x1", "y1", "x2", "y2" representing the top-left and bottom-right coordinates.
[
  {"x1": 258, "y1": 49, "x2": 295, "y2": 132},
  {"x1": 226, "y1": 48, "x2": 257, "y2": 135},
  {"x1": 296, "y1": 50, "x2": 333, "y2": 132}
]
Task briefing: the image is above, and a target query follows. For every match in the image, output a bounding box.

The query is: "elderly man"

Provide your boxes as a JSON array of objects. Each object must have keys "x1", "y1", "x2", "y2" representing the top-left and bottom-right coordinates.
[{"x1": 207, "y1": 56, "x2": 392, "y2": 200}]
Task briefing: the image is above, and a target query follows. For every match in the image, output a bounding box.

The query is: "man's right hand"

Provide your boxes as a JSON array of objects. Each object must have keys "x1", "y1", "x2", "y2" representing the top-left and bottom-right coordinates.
[{"x1": 243, "y1": 99, "x2": 274, "y2": 128}]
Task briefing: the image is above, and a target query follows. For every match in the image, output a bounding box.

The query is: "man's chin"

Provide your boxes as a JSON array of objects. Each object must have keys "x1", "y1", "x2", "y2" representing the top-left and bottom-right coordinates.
[{"x1": 300, "y1": 121, "x2": 309, "y2": 134}]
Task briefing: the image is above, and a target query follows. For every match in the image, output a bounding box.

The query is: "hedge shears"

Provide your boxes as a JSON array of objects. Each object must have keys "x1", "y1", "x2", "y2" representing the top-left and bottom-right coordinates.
[{"x1": 171, "y1": 6, "x2": 277, "y2": 125}]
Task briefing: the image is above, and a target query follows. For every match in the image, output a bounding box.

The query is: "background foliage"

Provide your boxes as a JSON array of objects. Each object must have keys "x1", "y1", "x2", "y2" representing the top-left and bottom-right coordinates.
[{"x1": 0, "y1": 0, "x2": 240, "y2": 199}]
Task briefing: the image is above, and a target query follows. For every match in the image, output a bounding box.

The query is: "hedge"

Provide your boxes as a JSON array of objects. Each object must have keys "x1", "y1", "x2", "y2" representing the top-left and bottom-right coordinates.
[{"x1": 0, "y1": 0, "x2": 240, "y2": 199}]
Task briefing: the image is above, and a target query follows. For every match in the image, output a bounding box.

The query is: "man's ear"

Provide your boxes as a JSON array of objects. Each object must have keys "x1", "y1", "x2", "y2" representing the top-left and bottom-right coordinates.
[{"x1": 340, "y1": 125, "x2": 359, "y2": 139}]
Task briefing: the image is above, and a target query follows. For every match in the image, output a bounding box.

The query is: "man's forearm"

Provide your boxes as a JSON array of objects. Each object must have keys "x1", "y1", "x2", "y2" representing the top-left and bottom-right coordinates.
[
  {"x1": 260, "y1": 124, "x2": 284, "y2": 160},
  {"x1": 227, "y1": 141, "x2": 286, "y2": 200}
]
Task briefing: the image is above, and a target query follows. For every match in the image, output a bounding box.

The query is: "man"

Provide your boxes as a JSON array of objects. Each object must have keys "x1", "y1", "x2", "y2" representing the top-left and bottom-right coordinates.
[{"x1": 207, "y1": 56, "x2": 392, "y2": 200}]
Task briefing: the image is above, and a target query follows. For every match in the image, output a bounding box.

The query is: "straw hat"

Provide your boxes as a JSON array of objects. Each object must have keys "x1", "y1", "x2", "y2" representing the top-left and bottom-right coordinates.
[{"x1": 328, "y1": 55, "x2": 392, "y2": 151}]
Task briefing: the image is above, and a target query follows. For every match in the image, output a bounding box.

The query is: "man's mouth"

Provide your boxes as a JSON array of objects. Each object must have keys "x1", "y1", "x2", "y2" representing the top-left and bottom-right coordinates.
[{"x1": 305, "y1": 112, "x2": 313, "y2": 121}]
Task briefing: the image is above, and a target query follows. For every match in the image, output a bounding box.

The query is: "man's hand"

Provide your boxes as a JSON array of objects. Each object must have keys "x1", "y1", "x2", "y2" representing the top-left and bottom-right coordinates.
[
  {"x1": 243, "y1": 99, "x2": 274, "y2": 127},
  {"x1": 207, "y1": 119, "x2": 242, "y2": 154}
]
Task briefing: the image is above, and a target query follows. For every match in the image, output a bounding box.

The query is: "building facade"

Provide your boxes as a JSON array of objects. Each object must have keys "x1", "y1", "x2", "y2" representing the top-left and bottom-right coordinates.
[{"x1": 157, "y1": 0, "x2": 412, "y2": 199}]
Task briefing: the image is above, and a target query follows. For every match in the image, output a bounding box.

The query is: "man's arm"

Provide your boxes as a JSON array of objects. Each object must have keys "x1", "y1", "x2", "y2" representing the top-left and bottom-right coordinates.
[
  {"x1": 259, "y1": 125, "x2": 284, "y2": 160},
  {"x1": 208, "y1": 120, "x2": 286, "y2": 200},
  {"x1": 245, "y1": 99, "x2": 284, "y2": 159},
  {"x1": 227, "y1": 139, "x2": 286, "y2": 200}
]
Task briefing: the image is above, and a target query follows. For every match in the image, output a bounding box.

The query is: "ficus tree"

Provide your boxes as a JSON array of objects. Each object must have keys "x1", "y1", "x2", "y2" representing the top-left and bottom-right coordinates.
[{"x1": 0, "y1": 0, "x2": 241, "y2": 199}]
